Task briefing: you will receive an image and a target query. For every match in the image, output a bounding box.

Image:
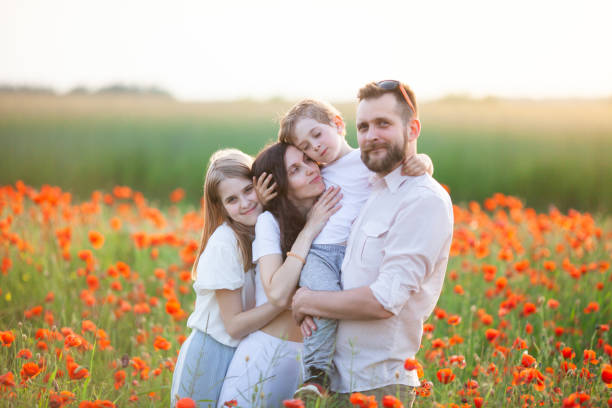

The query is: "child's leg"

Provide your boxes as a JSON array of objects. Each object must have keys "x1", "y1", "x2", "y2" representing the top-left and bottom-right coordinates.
[{"x1": 298, "y1": 244, "x2": 345, "y2": 387}]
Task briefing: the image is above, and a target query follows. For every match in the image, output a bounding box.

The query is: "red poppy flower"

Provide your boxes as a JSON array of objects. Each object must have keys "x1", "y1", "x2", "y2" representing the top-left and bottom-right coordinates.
[
  {"x1": 521, "y1": 353, "x2": 537, "y2": 367},
  {"x1": 485, "y1": 328, "x2": 499, "y2": 342},
  {"x1": 88, "y1": 230, "x2": 105, "y2": 249},
  {"x1": 170, "y1": 188, "x2": 185, "y2": 203},
  {"x1": 437, "y1": 368, "x2": 456, "y2": 384},
  {"x1": 20, "y1": 362, "x2": 41, "y2": 381},
  {"x1": 382, "y1": 395, "x2": 403, "y2": 408},
  {"x1": 601, "y1": 364, "x2": 612, "y2": 385},
  {"x1": 175, "y1": 398, "x2": 196, "y2": 408},
  {"x1": 282, "y1": 399, "x2": 304, "y2": 408},
  {"x1": 0, "y1": 331, "x2": 15, "y2": 347},
  {"x1": 0, "y1": 371, "x2": 16, "y2": 388},
  {"x1": 404, "y1": 358, "x2": 419, "y2": 371},
  {"x1": 153, "y1": 336, "x2": 171, "y2": 351}
]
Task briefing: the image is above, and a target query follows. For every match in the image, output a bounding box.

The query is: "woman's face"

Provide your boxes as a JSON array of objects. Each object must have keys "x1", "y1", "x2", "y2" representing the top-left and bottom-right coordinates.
[
  {"x1": 218, "y1": 177, "x2": 262, "y2": 226},
  {"x1": 284, "y1": 145, "x2": 325, "y2": 203}
]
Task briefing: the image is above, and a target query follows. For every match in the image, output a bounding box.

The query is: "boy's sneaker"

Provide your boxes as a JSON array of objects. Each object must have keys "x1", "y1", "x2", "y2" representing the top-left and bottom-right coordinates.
[{"x1": 293, "y1": 381, "x2": 328, "y2": 401}]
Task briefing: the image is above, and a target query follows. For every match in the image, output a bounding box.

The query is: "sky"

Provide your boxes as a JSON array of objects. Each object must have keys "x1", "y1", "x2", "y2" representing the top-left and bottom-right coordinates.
[{"x1": 2, "y1": 0, "x2": 612, "y2": 101}]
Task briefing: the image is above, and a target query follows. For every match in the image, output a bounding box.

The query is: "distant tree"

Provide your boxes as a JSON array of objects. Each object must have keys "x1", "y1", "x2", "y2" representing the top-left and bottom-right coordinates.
[
  {"x1": 95, "y1": 83, "x2": 172, "y2": 98},
  {"x1": 67, "y1": 86, "x2": 91, "y2": 95},
  {"x1": 0, "y1": 84, "x2": 55, "y2": 94},
  {"x1": 266, "y1": 95, "x2": 287, "y2": 103},
  {"x1": 481, "y1": 95, "x2": 500, "y2": 104}
]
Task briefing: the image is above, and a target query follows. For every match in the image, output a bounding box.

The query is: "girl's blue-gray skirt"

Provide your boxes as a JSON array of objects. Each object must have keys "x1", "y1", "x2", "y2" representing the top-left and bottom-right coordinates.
[{"x1": 170, "y1": 329, "x2": 236, "y2": 408}]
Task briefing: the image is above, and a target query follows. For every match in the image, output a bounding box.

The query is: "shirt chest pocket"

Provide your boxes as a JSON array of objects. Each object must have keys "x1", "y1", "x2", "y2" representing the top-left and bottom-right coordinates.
[{"x1": 359, "y1": 220, "x2": 390, "y2": 267}]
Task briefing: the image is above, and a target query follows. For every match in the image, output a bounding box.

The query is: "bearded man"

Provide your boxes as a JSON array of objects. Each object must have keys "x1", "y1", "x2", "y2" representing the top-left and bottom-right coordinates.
[{"x1": 292, "y1": 81, "x2": 454, "y2": 406}]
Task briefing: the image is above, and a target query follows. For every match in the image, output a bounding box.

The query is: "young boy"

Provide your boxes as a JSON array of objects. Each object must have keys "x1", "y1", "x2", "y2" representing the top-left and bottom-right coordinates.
[{"x1": 261, "y1": 98, "x2": 432, "y2": 398}]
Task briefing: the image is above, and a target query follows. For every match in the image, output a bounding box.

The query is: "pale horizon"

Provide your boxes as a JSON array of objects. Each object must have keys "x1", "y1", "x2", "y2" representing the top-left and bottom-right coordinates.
[{"x1": 2, "y1": 0, "x2": 612, "y2": 102}]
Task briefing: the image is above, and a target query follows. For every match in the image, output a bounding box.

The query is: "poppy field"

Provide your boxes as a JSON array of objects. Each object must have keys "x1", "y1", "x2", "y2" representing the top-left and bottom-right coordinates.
[{"x1": 0, "y1": 181, "x2": 610, "y2": 407}]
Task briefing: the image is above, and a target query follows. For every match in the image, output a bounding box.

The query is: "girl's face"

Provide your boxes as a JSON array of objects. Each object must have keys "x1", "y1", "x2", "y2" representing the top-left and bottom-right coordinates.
[
  {"x1": 218, "y1": 177, "x2": 262, "y2": 227},
  {"x1": 284, "y1": 145, "x2": 325, "y2": 203}
]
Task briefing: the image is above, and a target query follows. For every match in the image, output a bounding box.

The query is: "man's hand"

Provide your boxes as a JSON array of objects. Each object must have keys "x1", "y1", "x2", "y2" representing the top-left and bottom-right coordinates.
[
  {"x1": 401, "y1": 153, "x2": 434, "y2": 176},
  {"x1": 293, "y1": 288, "x2": 318, "y2": 337},
  {"x1": 292, "y1": 286, "x2": 314, "y2": 324},
  {"x1": 253, "y1": 172, "x2": 278, "y2": 206}
]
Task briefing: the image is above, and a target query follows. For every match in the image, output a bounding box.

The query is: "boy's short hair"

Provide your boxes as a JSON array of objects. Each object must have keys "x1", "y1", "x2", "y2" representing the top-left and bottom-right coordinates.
[
  {"x1": 278, "y1": 99, "x2": 344, "y2": 144},
  {"x1": 357, "y1": 81, "x2": 418, "y2": 123}
]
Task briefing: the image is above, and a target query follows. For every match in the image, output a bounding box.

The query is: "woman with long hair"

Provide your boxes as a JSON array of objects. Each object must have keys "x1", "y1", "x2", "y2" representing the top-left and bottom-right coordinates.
[
  {"x1": 217, "y1": 143, "x2": 342, "y2": 408},
  {"x1": 170, "y1": 149, "x2": 284, "y2": 407}
]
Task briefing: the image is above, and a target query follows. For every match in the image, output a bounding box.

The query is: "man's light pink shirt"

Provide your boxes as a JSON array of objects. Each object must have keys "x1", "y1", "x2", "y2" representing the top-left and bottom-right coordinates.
[{"x1": 331, "y1": 166, "x2": 453, "y2": 393}]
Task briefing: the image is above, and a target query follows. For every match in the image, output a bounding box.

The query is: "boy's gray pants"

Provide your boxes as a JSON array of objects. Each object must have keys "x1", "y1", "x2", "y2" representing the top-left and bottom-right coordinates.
[{"x1": 298, "y1": 243, "x2": 345, "y2": 381}]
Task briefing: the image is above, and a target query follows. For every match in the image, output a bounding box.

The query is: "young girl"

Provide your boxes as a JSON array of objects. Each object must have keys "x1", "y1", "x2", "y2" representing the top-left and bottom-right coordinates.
[{"x1": 170, "y1": 149, "x2": 284, "y2": 408}]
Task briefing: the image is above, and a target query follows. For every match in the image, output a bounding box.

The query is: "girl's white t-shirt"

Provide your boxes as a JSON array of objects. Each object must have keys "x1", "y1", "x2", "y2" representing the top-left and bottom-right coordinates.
[
  {"x1": 252, "y1": 211, "x2": 282, "y2": 307},
  {"x1": 315, "y1": 149, "x2": 372, "y2": 245},
  {"x1": 186, "y1": 223, "x2": 256, "y2": 347}
]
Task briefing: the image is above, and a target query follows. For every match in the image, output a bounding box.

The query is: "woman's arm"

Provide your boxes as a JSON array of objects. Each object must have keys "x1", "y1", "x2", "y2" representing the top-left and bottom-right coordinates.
[
  {"x1": 216, "y1": 289, "x2": 284, "y2": 339},
  {"x1": 258, "y1": 187, "x2": 342, "y2": 308},
  {"x1": 257, "y1": 225, "x2": 318, "y2": 308}
]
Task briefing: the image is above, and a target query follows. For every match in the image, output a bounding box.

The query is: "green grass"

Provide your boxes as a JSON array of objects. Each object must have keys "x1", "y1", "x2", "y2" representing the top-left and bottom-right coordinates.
[{"x1": 1, "y1": 94, "x2": 611, "y2": 213}]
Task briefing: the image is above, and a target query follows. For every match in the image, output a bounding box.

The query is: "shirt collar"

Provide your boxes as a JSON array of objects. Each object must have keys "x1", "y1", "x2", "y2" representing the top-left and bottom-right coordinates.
[{"x1": 368, "y1": 164, "x2": 407, "y2": 193}]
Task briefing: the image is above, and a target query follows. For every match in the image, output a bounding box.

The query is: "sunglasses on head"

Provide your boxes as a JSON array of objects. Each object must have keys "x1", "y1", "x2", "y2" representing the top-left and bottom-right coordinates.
[{"x1": 376, "y1": 80, "x2": 416, "y2": 115}]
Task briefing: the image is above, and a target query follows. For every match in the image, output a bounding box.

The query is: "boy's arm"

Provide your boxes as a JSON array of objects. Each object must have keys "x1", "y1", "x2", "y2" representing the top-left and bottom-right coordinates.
[{"x1": 401, "y1": 153, "x2": 434, "y2": 176}]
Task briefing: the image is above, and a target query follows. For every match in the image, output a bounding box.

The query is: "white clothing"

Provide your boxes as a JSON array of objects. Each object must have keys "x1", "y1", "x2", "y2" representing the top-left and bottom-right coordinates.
[
  {"x1": 186, "y1": 223, "x2": 256, "y2": 347},
  {"x1": 331, "y1": 168, "x2": 453, "y2": 392},
  {"x1": 252, "y1": 211, "x2": 282, "y2": 307},
  {"x1": 217, "y1": 330, "x2": 302, "y2": 408},
  {"x1": 314, "y1": 149, "x2": 372, "y2": 245},
  {"x1": 218, "y1": 212, "x2": 303, "y2": 407}
]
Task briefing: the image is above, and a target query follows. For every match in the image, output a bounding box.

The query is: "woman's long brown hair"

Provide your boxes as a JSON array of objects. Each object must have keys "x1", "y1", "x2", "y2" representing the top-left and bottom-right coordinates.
[
  {"x1": 251, "y1": 143, "x2": 306, "y2": 257},
  {"x1": 191, "y1": 149, "x2": 256, "y2": 279}
]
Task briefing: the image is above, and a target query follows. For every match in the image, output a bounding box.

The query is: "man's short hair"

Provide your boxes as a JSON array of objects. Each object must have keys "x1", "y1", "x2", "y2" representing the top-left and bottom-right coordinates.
[
  {"x1": 278, "y1": 99, "x2": 344, "y2": 144},
  {"x1": 357, "y1": 81, "x2": 418, "y2": 123}
]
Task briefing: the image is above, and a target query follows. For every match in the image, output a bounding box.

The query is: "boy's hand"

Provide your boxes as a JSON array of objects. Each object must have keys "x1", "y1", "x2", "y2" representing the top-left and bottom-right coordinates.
[
  {"x1": 253, "y1": 172, "x2": 278, "y2": 206},
  {"x1": 300, "y1": 316, "x2": 317, "y2": 338},
  {"x1": 401, "y1": 153, "x2": 434, "y2": 177}
]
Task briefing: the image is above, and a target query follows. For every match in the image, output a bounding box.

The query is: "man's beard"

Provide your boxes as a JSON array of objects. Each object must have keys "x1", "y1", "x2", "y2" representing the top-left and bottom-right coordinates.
[{"x1": 361, "y1": 138, "x2": 406, "y2": 174}]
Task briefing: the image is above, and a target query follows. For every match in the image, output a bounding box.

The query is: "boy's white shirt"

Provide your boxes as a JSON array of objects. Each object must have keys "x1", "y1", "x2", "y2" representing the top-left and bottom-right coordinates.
[{"x1": 314, "y1": 149, "x2": 372, "y2": 245}]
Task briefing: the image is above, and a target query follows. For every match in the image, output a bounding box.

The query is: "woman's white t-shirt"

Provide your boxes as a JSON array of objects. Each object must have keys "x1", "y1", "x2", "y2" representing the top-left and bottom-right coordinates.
[
  {"x1": 252, "y1": 211, "x2": 282, "y2": 307},
  {"x1": 186, "y1": 223, "x2": 256, "y2": 347}
]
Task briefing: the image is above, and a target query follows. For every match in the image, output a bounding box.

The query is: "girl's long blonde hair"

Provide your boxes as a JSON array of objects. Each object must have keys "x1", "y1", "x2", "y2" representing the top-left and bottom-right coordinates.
[{"x1": 191, "y1": 149, "x2": 255, "y2": 279}]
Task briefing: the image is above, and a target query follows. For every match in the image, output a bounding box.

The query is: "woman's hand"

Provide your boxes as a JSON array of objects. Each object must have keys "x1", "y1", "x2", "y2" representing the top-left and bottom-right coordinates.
[
  {"x1": 304, "y1": 186, "x2": 342, "y2": 237},
  {"x1": 401, "y1": 153, "x2": 434, "y2": 176},
  {"x1": 253, "y1": 172, "x2": 278, "y2": 206}
]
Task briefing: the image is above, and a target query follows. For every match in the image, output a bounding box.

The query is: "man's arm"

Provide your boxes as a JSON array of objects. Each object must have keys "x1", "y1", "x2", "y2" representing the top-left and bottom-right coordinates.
[
  {"x1": 293, "y1": 189, "x2": 452, "y2": 324},
  {"x1": 292, "y1": 286, "x2": 393, "y2": 323},
  {"x1": 367, "y1": 191, "x2": 452, "y2": 315}
]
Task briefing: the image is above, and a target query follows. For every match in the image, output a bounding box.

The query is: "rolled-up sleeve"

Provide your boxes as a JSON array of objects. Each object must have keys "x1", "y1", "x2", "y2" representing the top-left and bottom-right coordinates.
[{"x1": 369, "y1": 191, "x2": 453, "y2": 315}]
